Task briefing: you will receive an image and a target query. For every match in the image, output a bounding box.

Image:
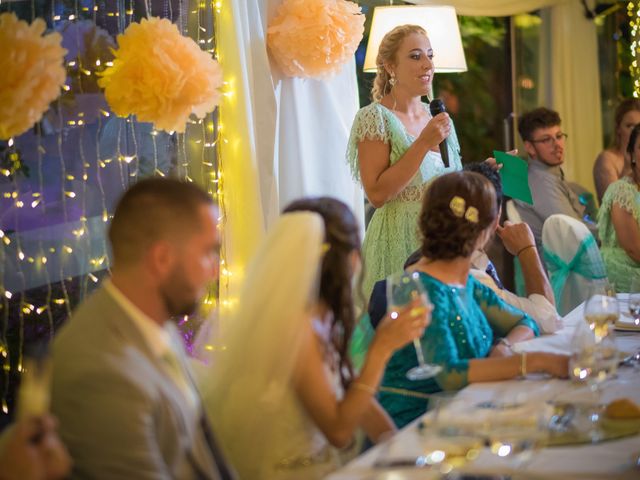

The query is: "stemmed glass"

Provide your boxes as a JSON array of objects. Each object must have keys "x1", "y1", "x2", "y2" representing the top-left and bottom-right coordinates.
[
  {"x1": 583, "y1": 293, "x2": 619, "y2": 343},
  {"x1": 628, "y1": 274, "x2": 640, "y2": 325},
  {"x1": 387, "y1": 271, "x2": 441, "y2": 380}
]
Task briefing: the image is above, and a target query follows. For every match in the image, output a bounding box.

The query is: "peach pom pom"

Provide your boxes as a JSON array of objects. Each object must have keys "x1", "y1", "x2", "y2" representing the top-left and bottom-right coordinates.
[
  {"x1": 98, "y1": 17, "x2": 223, "y2": 133},
  {"x1": 0, "y1": 13, "x2": 67, "y2": 140},
  {"x1": 267, "y1": 0, "x2": 364, "y2": 78}
]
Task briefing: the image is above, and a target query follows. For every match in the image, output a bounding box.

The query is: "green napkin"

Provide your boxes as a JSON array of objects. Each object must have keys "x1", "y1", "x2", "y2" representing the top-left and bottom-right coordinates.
[{"x1": 493, "y1": 150, "x2": 533, "y2": 205}]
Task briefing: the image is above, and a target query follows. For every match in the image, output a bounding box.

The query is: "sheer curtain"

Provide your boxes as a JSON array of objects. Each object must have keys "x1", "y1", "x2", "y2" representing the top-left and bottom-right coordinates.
[{"x1": 411, "y1": 0, "x2": 602, "y2": 193}]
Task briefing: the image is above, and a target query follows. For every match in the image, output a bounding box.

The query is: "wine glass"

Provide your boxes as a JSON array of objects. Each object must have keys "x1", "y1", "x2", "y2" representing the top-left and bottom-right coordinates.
[
  {"x1": 387, "y1": 271, "x2": 441, "y2": 381},
  {"x1": 583, "y1": 293, "x2": 619, "y2": 343},
  {"x1": 569, "y1": 321, "x2": 618, "y2": 393},
  {"x1": 629, "y1": 274, "x2": 640, "y2": 325}
]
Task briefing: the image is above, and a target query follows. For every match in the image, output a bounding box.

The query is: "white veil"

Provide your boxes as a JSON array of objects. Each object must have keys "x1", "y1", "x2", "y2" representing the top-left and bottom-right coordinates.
[{"x1": 199, "y1": 212, "x2": 325, "y2": 479}]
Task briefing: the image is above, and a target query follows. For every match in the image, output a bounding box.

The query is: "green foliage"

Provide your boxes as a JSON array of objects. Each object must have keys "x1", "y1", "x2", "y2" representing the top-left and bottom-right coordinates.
[{"x1": 435, "y1": 16, "x2": 509, "y2": 163}]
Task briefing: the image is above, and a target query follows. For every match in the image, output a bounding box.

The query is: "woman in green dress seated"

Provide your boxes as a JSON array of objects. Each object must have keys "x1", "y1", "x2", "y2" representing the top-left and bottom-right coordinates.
[
  {"x1": 378, "y1": 171, "x2": 569, "y2": 428},
  {"x1": 597, "y1": 123, "x2": 640, "y2": 292}
]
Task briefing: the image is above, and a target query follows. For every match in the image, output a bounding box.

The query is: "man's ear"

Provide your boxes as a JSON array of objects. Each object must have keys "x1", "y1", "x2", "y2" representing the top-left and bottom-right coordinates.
[
  {"x1": 523, "y1": 140, "x2": 536, "y2": 159},
  {"x1": 146, "y1": 240, "x2": 175, "y2": 279}
]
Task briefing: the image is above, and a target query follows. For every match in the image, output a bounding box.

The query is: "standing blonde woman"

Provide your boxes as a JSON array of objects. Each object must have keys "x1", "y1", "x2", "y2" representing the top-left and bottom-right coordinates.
[{"x1": 346, "y1": 25, "x2": 462, "y2": 360}]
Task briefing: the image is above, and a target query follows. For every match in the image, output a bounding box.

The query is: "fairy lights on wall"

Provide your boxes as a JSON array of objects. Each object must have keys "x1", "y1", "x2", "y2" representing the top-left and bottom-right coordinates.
[{"x1": 0, "y1": 0, "x2": 228, "y2": 413}]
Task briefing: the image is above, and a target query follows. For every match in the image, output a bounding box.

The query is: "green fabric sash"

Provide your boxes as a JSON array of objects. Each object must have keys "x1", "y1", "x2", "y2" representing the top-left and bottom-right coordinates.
[{"x1": 543, "y1": 234, "x2": 607, "y2": 303}]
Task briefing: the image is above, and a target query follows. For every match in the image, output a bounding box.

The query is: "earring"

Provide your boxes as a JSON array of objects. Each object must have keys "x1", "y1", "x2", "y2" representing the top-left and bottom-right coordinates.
[{"x1": 389, "y1": 72, "x2": 396, "y2": 87}]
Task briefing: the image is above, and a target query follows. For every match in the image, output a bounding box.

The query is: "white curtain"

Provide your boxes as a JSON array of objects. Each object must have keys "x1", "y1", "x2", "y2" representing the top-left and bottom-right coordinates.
[
  {"x1": 222, "y1": 0, "x2": 365, "y2": 234},
  {"x1": 271, "y1": 64, "x2": 365, "y2": 234},
  {"x1": 411, "y1": 0, "x2": 602, "y2": 193}
]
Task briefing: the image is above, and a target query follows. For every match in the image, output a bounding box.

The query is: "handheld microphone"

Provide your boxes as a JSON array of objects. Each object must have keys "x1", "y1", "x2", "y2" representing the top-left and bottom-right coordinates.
[{"x1": 429, "y1": 98, "x2": 449, "y2": 168}]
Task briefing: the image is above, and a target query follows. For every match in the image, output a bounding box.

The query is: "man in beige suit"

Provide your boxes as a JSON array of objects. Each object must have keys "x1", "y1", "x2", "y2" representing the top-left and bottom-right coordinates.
[{"x1": 51, "y1": 178, "x2": 234, "y2": 479}]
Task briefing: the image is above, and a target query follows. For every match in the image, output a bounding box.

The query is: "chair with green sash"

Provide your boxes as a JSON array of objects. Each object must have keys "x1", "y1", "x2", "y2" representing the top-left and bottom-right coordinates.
[{"x1": 542, "y1": 214, "x2": 607, "y2": 316}]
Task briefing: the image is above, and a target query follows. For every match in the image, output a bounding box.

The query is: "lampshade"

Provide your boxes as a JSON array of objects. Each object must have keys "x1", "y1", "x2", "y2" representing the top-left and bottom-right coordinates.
[{"x1": 363, "y1": 5, "x2": 467, "y2": 73}]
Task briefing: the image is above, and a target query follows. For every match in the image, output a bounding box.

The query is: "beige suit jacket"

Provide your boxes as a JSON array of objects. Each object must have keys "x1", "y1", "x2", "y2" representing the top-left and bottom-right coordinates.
[{"x1": 51, "y1": 286, "x2": 221, "y2": 479}]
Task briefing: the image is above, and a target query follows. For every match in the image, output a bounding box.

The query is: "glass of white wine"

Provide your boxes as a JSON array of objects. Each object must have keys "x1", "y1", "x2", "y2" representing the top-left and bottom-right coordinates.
[
  {"x1": 583, "y1": 294, "x2": 619, "y2": 343},
  {"x1": 629, "y1": 274, "x2": 640, "y2": 325},
  {"x1": 387, "y1": 271, "x2": 441, "y2": 381}
]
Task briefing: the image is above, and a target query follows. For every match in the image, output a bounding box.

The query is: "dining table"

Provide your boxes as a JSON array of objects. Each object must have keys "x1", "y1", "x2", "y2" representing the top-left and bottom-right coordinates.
[{"x1": 328, "y1": 294, "x2": 640, "y2": 480}]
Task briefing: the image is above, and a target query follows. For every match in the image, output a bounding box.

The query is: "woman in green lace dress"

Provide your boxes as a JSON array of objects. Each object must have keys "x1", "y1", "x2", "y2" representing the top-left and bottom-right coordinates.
[
  {"x1": 346, "y1": 25, "x2": 461, "y2": 363},
  {"x1": 597, "y1": 124, "x2": 640, "y2": 292},
  {"x1": 379, "y1": 172, "x2": 569, "y2": 427}
]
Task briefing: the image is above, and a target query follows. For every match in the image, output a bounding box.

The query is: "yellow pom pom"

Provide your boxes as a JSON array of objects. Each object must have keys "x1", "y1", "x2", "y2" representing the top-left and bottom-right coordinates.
[
  {"x1": 267, "y1": 0, "x2": 365, "y2": 78},
  {"x1": 0, "y1": 13, "x2": 67, "y2": 140},
  {"x1": 98, "y1": 17, "x2": 223, "y2": 133}
]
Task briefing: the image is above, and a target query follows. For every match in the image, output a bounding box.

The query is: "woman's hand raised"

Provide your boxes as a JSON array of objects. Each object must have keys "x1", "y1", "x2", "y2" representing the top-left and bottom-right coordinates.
[
  {"x1": 372, "y1": 298, "x2": 431, "y2": 356},
  {"x1": 417, "y1": 112, "x2": 450, "y2": 150}
]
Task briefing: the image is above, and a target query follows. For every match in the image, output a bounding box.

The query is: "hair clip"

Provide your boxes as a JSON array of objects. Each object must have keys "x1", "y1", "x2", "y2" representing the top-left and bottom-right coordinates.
[
  {"x1": 449, "y1": 196, "x2": 466, "y2": 218},
  {"x1": 321, "y1": 243, "x2": 331, "y2": 254},
  {"x1": 464, "y1": 207, "x2": 479, "y2": 223},
  {"x1": 449, "y1": 196, "x2": 479, "y2": 223}
]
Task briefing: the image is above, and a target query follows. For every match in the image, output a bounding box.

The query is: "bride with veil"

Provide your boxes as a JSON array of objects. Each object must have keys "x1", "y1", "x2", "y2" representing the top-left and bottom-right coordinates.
[{"x1": 199, "y1": 198, "x2": 429, "y2": 479}]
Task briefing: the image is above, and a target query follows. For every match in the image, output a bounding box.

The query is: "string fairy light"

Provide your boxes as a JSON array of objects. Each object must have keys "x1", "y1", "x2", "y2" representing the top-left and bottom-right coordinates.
[
  {"x1": 630, "y1": 1, "x2": 640, "y2": 97},
  {"x1": 0, "y1": 0, "x2": 231, "y2": 413}
]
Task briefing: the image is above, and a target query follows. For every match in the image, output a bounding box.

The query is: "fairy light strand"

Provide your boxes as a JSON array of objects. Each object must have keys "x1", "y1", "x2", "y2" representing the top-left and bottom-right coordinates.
[{"x1": 630, "y1": 1, "x2": 640, "y2": 97}]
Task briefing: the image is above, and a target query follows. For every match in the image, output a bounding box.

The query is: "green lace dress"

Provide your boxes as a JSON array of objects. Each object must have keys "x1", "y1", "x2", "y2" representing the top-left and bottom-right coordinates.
[
  {"x1": 346, "y1": 102, "x2": 462, "y2": 366},
  {"x1": 379, "y1": 272, "x2": 539, "y2": 428},
  {"x1": 597, "y1": 176, "x2": 640, "y2": 292}
]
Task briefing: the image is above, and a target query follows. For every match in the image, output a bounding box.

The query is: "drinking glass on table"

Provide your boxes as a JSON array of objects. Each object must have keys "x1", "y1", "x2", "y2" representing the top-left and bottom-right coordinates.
[
  {"x1": 569, "y1": 321, "x2": 619, "y2": 392},
  {"x1": 629, "y1": 274, "x2": 640, "y2": 325},
  {"x1": 583, "y1": 293, "x2": 619, "y2": 343},
  {"x1": 387, "y1": 271, "x2": 441, "y2": 380}
]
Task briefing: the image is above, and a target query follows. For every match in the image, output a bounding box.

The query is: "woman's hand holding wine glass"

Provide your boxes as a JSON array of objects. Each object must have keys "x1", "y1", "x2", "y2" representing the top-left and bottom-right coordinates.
[{"x1": 373, "y1": 297, "x2": 431, "y2": 358}]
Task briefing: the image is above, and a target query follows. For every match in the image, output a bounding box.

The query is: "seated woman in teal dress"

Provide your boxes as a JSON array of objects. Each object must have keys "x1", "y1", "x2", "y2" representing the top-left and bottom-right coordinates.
[
  {"x1": 378, "y1": 172, "x2": 569, "y2": 428},
  {"x1": 597, "y1": 123, "x2": 640, "y2": 292}
]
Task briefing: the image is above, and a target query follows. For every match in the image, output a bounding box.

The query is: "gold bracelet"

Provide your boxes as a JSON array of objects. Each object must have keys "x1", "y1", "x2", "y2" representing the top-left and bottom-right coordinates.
[
  {"x1": 516, "y1": 245, "x2": 536, "y2": 257},
  {"x1": 520, "y1": 352, "x2": 527, "y2": 378},
  {"x1": 352, "y1": 381, "x2": 376, "y2": 395}
]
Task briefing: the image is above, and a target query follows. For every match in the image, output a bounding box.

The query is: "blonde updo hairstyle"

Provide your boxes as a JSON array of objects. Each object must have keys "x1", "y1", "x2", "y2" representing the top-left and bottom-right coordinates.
[{"x1": 371, "y1": 24, "x2": 428, "y2": 102}]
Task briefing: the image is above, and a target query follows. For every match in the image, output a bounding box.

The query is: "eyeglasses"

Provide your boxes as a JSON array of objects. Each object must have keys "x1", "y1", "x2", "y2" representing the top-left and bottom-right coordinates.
[{"x1": 530, "y1": 132, "x2": 568, "y2": 146}]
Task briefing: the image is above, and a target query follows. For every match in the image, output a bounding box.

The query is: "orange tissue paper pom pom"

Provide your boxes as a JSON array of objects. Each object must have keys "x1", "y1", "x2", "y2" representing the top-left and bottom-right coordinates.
[
  {"x1": 98, "y1": 17, "x2": 223, "y2": 133},
  {"x1": 267, "y1": 0, "x2": 365, "y2": 78},
  {"x1": 0, "y1": 12, "x2": 67, "y2": 140}
]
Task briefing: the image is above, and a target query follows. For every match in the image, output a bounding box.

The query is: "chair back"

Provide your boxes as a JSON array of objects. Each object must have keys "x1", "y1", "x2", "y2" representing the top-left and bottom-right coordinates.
[{"x1": 542, "y1": 214, "x2": 607, "y2": 315}]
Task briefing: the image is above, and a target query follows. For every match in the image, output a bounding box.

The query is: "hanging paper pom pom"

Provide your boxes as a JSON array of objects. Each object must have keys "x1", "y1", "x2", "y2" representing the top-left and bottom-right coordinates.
[
  {"x1": 0, "y1": 13, "x2": 67, "y2": 140},
  {"x1": 267, "y1": 0, "x2": 364, "y2": 78},
  {"x1": 98, "y1": 17, "x2": 223, "y2": 133}
]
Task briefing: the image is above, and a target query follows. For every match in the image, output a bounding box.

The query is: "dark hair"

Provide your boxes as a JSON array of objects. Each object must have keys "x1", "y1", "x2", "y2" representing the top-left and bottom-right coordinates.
[
  {"x1": 518, "y1": 107, "x2": 561, "y2": 142},
  {"x1": 615, "y1": 98, "x2": 640, "y2": 147},
  {"x1": 108, "y1": 178, "x2": 214, "y2": 265},
  {"x1": 463, "y1": 162, "x2": 503, "y2": 209},
  {"x1": 419, "y1": 172, "x2": 497, "y2": 261},
  {"x1": 627, "y1": 123, "x2": 640, "y2": 168},
  {"x1": 282, "y1": 197, "x2": 363, "y2": 389}
]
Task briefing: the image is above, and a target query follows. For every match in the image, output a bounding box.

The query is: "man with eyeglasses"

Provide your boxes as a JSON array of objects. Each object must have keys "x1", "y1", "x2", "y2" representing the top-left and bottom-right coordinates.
[{"x1": 513, "y1": 107, "x2": 598, "y2": 250}]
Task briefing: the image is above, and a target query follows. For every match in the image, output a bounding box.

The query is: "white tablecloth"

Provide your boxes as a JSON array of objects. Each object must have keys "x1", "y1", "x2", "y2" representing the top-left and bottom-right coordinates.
[{"x1": 329, "y1": 296, "x2": 640, "y2": 480}]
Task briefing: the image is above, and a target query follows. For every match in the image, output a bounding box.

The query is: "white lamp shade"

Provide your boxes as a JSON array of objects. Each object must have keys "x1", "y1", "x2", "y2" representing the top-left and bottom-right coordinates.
[{"x1": 363, "y1": 5, "x2": 467, "y2": 73}]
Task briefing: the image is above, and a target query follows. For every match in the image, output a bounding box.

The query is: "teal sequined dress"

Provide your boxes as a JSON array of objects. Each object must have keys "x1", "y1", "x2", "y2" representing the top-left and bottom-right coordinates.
[
  {"x1": 597, "y1": 177, "x2": 640, "y2": 292},
  {"x1": 379, "y1": 272, "x2": 539, "y2": 428},
  {"x1": 346, "y1": 102, "x2": 462, "y2": 366}
]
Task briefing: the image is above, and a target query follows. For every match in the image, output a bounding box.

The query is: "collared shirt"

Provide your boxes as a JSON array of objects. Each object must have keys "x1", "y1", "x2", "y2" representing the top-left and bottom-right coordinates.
[
  {"x1": 469, "y1": 250, "x2": 561, "y2": 334},
  {"x1": 103, "y1": 280, "x2": 198, "y2": 410},
  {"x1": 514, "y1": 158, "x2": 598, "y2": 249}
]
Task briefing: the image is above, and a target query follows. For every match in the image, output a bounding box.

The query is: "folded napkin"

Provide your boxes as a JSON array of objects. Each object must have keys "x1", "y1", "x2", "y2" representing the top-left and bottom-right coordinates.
[{"x1": 424, "y1": 399, "x2": 554, "y2": 430}]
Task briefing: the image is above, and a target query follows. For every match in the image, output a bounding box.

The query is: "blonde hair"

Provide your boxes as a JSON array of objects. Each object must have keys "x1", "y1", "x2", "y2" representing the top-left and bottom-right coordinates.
[{"x1": 371, "y1": 24, "x2": 428, "y2": 102}]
